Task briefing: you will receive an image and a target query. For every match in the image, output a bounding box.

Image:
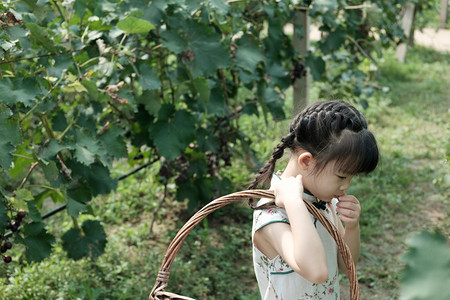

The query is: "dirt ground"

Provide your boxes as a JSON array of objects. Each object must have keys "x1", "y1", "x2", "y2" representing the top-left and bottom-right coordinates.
[{"x1": 413, "y1": 28, "x2": 450, "y2": 52}]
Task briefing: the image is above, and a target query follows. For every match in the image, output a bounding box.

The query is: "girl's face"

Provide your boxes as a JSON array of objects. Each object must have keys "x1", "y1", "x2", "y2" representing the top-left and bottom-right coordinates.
[{"x1": 302, "y1": 161, "x2": 353, "y2": 202}]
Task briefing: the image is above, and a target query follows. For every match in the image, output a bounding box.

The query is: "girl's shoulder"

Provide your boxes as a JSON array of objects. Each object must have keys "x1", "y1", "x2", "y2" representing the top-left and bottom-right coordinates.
[{"x1": 252, "y1": 202, "x2": 289, "y2": 234}]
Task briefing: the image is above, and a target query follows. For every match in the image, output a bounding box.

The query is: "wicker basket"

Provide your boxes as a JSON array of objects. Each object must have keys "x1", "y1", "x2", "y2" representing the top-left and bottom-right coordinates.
[{"x1": 149, "y1": 190, "x2": 359, "y2": 300}]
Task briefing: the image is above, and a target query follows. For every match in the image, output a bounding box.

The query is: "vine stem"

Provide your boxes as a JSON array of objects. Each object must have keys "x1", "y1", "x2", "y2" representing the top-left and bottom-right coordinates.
[
  {"x1": 0, "y1": 50, "x2": 80, "y2": 65},
  {"x1": 20, "y1": 72, "x2": 65, "y2": 124},
  {"x1": 28, "y1": 184, "x2": 64, "y2": 194},
  {"x1": 12, "y1": 162, "x2": 39, "y2": 197},
  {"x1": 12, "y1": 154, "x2": 34, "y2": 160},
  {"x1": 107, "y1": 100, "x2": 134, "y2": 123},
  {"x1": 71, "y1": 216, "x2": 81, "y2": 231},
  {"x1": 155, "y1": 26, "x2": 166, "y2": 103},
  {"x1": 38, "y1": 113, "x2": 72, "y2": 179},
  {"x1": 346, "y1": 36, "x2": 379, "y2": 67},
  {"x1": 57, "y1": 109, "x2": 81, "y2": 141},
  {"x1": 150, "y1": 182, "x2": 168, "y2": 233},
  {"x1": 344, "y1": 4, "x2": 373, "y2": 10},
  {"x1": 109, "y1": 33, "x2": 128, "y2": 75}
]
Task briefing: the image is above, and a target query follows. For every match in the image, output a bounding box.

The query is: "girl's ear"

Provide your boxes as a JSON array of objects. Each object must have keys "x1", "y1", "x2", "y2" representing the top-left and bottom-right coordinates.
[{"x1": 297, "y1": 152, "x2": 315, "y2": 171}]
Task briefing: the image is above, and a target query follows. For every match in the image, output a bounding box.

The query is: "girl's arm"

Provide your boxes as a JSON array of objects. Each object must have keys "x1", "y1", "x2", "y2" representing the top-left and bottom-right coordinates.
[
  {"x1": 335, "y1": 195, "x2": 361, "y2": 273},
  {"x1": 254, "y1": 175, "x2": 329, "y2": 284}
]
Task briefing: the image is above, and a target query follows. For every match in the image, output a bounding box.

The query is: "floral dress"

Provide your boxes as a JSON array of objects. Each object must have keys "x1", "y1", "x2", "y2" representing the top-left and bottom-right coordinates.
[{"x1": 252, "y1": 175, "x2": 340, "y2": 300}]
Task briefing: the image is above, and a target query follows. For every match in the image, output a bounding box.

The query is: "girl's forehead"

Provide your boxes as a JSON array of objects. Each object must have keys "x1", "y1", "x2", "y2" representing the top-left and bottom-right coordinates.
[{"x1": 320, "y1": 159, "x2": 354, "y2": 175}]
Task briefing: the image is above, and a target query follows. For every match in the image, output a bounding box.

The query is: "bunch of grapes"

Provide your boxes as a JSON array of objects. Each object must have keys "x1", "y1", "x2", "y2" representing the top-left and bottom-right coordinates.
[{"x1": 1, "y1": 210, "x2": 26, "y2": 264}]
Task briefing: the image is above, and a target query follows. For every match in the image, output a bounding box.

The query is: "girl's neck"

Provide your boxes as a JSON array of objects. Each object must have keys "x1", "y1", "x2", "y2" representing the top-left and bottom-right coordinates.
[{"x1": 280, "y1": 154, "x2": 303, "y2": 179}]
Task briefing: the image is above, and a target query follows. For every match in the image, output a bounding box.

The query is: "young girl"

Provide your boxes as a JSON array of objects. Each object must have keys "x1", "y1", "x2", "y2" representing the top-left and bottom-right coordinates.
[{"x1": 248, "y1": 100, "x2": 379, "y2": 299}]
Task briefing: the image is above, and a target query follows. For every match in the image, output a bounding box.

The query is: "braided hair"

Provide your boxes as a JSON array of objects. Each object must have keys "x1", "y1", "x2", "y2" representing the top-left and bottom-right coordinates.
[{"x1": 248, "y1": 100, "x2": 379, "y2": 206}]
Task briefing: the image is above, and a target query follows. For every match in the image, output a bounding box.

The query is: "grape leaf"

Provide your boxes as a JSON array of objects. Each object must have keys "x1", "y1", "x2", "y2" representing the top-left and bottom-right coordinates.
[
  {"x1": 196, "y1": 128, "x2": 220, "y2": 153},
  {"x1": 0, "y1": 78, "x2": 38, "y2": 107},
  {"x1": 400, "y1": 230, "x2": 450, "y2": 300},
  {"x1": 86, "y1": 163, "x2": 118, "y2": 196},
  {"x1": 67, "y1": 197, "x2": 88, "y2": 217},
  {"x1": 81, "y1": 79, "x2": 99, "y2": 100},
  {"x1": 184, "y1": 23, "x2": 231, "y2": 77},
  {"x1": 176, "y1": 177, "x2": 213, "y2": 212},
  {"x1": 13, "y1": 189, "x2": 34, "y2": 211},
  {"x1": 0, "y1": 106, "x2": 22, "y2": 171},
  {"x1": 39, "y1": 159, "x2": 61, "y2": 186},
  {"x1": 320, "y1": 27, "x2": 346, "y2": 53},
  {"x1": 74, "y1": 129, "x2": 102, "y2": 165},
  {"x1": 306, "y1": 51, "x2": 326, "y2": 80},
  {"x1": 67, "y1": 161, "x2": 117, "y2": 197},
  {"x1": 62, "y1": 220, "x2": 107, "y2": 260},
  {"x1": 9, "y1": 144, "x2": 33, "y2": 178},
  {"x1": 207, "y1": 0, "x2": 229, "y2": 15},
  {"x1": 49, "y1": 53, "x2": 72, "y2": 77},
  {"x1": 160, "y1": 29, "x2": 188, "y2": 54},
  {"x1": 22, "y1": 222, "x2": 55, "y2": 262},
  {"x1": 0, "y1": 196, "x2": 8, "y2": 229},
  {"x1": 27, "y1": 23, "x2": 61, "y2": 52},
  {"x1": 136, "y1": 90, "x2": 161, "y2": 117},
  {"x1": 150, "y1": 109, "x2": 196, "y2": 161},
  {"x1": 67, "y1": 183, "x2": 92, "y2": 204},
  {"x1": 39, "y1": 140, "x2": 73, "y2": 161},
  {"x1": 235, "y1": 35, "x2": 265, "y2": 73},
  {"x1": 207, "y1": 86, "x2": 229, "y2": 117},
  {"x1": 193, "y1": 77, "x2": 211, "y2": 106},
  {"x1": 27, "y1": 200, "x2": 42, "y2": 222},
  {"x1": 139, "y1": 66, "x2": 161, "y2": 91},
  {"x1": 262, "y1": 86, "x2": 285, "y2": 121},
  {"x1": 6, "y1": 26, "x2": 30, "y2": 50},
  {"x1": 98, "y1": 124, "x2": 128, "y2": 161},
  {"x1": 117, "y1": 15, "x2": 154, "y2": 34}
]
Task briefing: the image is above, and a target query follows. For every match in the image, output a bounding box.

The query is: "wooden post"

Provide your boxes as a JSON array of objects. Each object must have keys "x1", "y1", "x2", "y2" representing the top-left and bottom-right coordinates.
[
  {"x1": 440, "y1": 0, "x2": 448, "y2": 29},
  {"x1": 396, "y1": 3, "x2": 416, "y2": 62},
  {"x1": 292, "y1": 8, "x2": 309, "y2": 115}
]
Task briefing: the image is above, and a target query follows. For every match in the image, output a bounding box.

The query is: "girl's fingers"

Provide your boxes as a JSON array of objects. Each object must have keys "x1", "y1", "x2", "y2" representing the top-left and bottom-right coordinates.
[
  {"x1": 338, "y1": 214, "x2": 359, "y2": 225},
  {"x1": 336, "y1": 207, "x2": 358, "y2": 219},
  {"x1": 337, "y1": 195, "x2": 359, "y2": 203}
]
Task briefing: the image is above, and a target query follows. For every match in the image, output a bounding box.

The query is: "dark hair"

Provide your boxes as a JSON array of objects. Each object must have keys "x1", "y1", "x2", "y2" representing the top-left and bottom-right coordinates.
[{"x1": 248, "y1": 100, "x2": 379, "y2": 201}]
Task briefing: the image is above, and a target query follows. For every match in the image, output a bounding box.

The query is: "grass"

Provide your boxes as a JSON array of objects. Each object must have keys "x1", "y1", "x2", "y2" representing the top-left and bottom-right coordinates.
[{"x1": 0, "y1": 46, "x2": 449, "y2": 300}]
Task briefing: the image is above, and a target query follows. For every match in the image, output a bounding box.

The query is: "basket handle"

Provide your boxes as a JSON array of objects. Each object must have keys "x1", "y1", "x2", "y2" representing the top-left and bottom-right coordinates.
[{"x1": 149, "y1": 190, "x2": 359, "y2": 300}]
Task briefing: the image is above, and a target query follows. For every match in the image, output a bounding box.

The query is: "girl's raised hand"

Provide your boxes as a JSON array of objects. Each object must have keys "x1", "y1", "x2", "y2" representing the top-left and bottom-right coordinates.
[
  {"x1": 273, "y1": 175, "x2": 304, "y2": 208},
  {"x1": 336, "y1": 194, "x2": 361, "y2": 229}
]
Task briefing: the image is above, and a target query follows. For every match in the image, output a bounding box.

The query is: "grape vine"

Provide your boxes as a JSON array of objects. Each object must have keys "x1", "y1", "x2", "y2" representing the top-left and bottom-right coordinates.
[{"x1": 0, "y1": 0, "x2": 425, "y2": 264}]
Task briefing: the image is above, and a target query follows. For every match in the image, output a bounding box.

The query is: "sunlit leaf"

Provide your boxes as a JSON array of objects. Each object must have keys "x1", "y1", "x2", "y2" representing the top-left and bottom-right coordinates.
[{"x1": 117, "y1": 15, "x2": 154, "y2": 34}]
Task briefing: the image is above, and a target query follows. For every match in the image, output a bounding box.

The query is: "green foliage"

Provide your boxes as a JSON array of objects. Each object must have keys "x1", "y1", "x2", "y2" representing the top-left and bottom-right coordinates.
[
  {"x1": 61, "y1": 220, "x2": 107, "y2": 260},
  {"x1": 0, "y1": 0, "x2": 408, "y2": 263},
  {"x1": 0, "y1": 45, "x2": 448, "y2": 299},
  {"x1": 400, "y1": 230, "x2": 450, "y2": 300}
]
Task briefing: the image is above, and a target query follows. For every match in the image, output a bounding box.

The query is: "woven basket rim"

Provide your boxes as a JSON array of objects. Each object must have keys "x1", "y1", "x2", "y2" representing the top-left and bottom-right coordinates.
[{"x1": 149, "y1": 189, "x2": 359, "y2": 300}]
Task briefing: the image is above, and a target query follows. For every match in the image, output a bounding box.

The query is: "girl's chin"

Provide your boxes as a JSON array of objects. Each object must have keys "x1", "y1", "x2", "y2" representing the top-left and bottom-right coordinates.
[{"x1": 318, "y1": 197, "x2": 333, "y2": 202}]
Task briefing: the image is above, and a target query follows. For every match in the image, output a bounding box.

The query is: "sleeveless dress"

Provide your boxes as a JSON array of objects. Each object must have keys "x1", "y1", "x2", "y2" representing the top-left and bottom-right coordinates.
[{"x1": 252, "y1": 175, "x2": 341, "y2": 300}]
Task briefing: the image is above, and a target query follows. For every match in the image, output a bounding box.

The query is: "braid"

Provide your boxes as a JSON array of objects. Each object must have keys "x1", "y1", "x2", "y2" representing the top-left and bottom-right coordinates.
[{"x1": 247, "y1": 132, "x2": 295, "y2": 207}]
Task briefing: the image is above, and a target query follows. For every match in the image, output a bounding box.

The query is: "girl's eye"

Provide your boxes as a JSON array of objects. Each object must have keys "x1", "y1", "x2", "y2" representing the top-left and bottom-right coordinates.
[{"x1": 337, "y1": 175, "x2": 346, "y2": 179}]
